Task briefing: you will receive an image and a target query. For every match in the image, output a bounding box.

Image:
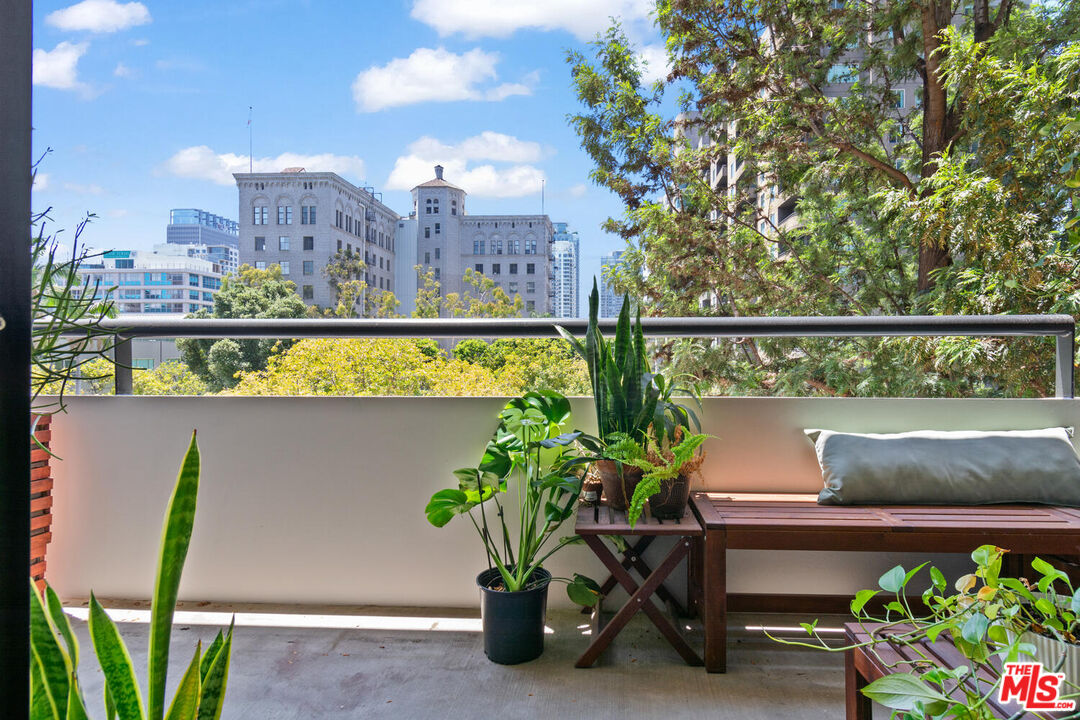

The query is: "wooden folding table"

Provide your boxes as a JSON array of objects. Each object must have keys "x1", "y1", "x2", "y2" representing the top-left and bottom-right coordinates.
[{"x1": 573, "y1": 503, "x2": 703, "y2": 667}]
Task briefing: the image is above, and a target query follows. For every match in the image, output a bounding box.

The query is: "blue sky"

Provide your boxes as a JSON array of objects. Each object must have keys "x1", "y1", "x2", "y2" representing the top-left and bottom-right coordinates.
[{"x1": 31, "y1": 0, "x2": 669, "y2": 314}]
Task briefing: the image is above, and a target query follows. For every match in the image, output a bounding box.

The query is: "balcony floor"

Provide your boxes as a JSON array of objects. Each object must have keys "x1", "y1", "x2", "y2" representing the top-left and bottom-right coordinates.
[{"x1": 61, "y1": 601, "x2": 874, "y2": 719}]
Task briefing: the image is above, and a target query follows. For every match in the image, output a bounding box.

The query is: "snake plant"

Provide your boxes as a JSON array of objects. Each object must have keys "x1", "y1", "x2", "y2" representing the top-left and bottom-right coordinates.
[
  {"x1": 30, "y1": 431, "x2": 234, "y2": 720},
  {"x1": 557, "y1": 278, "x2": 700, "y2": 452}
]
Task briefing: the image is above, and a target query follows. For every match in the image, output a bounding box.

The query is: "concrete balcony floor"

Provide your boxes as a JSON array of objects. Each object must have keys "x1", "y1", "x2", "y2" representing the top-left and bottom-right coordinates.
[{"x1": 59, "y1": 600, "x2": 873, "y2": 719}]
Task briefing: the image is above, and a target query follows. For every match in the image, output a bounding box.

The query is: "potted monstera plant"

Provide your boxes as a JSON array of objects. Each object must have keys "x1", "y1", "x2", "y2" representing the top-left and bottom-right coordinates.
[
  {"x1": 557, "y1": 279, "x2": 699, "y2": 511},
  {"x1": 425, "y1": 391, "x2": 599, "y2": 664}
]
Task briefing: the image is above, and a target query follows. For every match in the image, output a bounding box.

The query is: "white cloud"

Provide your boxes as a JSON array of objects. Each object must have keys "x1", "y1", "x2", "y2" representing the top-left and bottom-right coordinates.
[
  {"x1": 568, "y1": 183, "x2": 587, "y2": 198},
  {"x1": 64, "y1": 182, "x2": 105, "y2": 195},
  {"x1": 107, "y1": 208, "x2": 129, "y2": 218},
  {"x1": 132, "y1": 38, "x2": 149, "y2": 46},
  {"x1": 411, "y1": 0, "x2": 653, "y2": 40},
  {"x1": 161, "y1": 146, "x2": 367, "y2": 186},
  {"x1": 351, "y1": 47, "x2": 533, "y2": 112},
  {"x1": 33, "y1": 173, "x2": 50, "y2": 191},
  {"x1": 46, "y1": 0, "x2": 151, "y2": 33},
  {"x1": 33, "y1": 41, "x2": 89, "y2": 92},
  {"x1": 637, "y1": 44, "x2": 670, "y2": 85},
  {"x1": 114, "y1": 62, "x2": 133, "y2": 77},
  {"x1": 408, "y1": 132, "x2": 544, "y2": 164},
  {"x1": 386, "y1": 132, "x2": 547, "y2": 198}
]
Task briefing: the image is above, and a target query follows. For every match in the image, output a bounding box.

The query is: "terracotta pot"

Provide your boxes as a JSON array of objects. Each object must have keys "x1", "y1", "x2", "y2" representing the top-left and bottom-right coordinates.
[
  {"x1": 594, "y1": 459, "x2": 643, "y2": 511},
  {"x1": 649, "y1": 473, "x2": 692, "y2": 519}
]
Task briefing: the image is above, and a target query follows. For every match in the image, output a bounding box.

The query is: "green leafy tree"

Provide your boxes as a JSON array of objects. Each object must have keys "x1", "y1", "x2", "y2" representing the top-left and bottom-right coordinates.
[
  {"x1": 228, "y1": 338, "x2": 518, "y2": 396},
  {"x1": 569, "y1": 2, "x2": 1080, "y2": 397},
  {"x1": 444, "y1": 269, "x2": 524, "y2": 318},
  {"x1": 412, "y1": 265, "x2": 442, "y2": 318},
  {"x1": 177, "y1": 264, "x2": 308, "y2": 390},
  {"x1": 453, "y1": 338, "x2": 591, "y2": 396},
  {"x1": 70, "y1": 357, "x2": 211, "y2": 396}
]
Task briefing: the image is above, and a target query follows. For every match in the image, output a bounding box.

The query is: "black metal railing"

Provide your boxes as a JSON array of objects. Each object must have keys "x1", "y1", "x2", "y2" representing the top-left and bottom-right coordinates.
[{"x1": 78, "y1": 314, "x2": 1077, "y2": 398}]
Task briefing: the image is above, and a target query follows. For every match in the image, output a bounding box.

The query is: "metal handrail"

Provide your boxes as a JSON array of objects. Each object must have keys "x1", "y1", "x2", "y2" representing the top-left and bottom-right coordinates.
[{"x1": 65, "y1": 314, "x2": 1075, "y2": 398}]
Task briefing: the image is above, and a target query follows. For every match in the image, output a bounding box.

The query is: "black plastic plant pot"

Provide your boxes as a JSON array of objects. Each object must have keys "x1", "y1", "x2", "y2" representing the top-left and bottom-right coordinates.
[{"x1": 476, "y1": 567, "x2": 552, "y2": 665}]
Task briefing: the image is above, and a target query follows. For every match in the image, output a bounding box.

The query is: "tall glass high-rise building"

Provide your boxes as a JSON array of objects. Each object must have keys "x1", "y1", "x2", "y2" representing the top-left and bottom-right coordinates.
[
  {"x1": 551, "y1": 222, "x2": 580, "y2": 318},
  {"x1": 599, "y1": 250, "x2": 627, "y2": 318},
  {"x1": 167, "y1": 209, "x2": 240, "y2": 275}
]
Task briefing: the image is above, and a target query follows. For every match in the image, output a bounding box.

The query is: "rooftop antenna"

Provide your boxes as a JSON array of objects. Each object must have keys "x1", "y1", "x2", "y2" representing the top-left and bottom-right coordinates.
[
  {"x1": 247, "y1": 106, "x2": 253, "y2": 173},
  {"x1": 541, "y1": 178, "x2": 545, "y2": 215}
]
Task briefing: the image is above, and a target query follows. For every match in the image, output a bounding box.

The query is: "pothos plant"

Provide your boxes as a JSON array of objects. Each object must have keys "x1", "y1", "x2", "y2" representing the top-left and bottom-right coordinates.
[
  {"x1": 602, "y1": 426, "x2": 709, "y2": 527},
  {"x1": 425, "y1": 391, "x2": 600, "y2": 606},
  {"x1": 771, "y1": 545, "x2": 1080, "y2": 719}
]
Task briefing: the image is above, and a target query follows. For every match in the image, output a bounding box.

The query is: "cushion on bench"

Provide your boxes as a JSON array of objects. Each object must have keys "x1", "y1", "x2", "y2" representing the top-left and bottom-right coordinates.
[{"x1": 806, "y1": 427, "x2": 1080, "y2": 506}]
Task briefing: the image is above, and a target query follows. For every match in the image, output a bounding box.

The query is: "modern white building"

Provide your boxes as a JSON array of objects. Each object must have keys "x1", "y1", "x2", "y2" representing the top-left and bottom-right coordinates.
[
  {"x1": 234, "y1": 168, "x2": 399, "y2": 312},
  {"x1": 410, "y1": 166, "x2": 554, "y2": 317},
  {"x1": 393, "y1": 216, "x2": 418, "y2": 316},
  {"x1": 166, "y1": 208, "x2": 240, "y2": 275},
  {"x1": 551, "y1": 222, "x2": 580, "y2": 318},
  {"x1": 75, "y1": 246, "x2": 222, "y2": 315},
  {"x1": 599, "y1": 250, "x2": 627, "y2": 318}
]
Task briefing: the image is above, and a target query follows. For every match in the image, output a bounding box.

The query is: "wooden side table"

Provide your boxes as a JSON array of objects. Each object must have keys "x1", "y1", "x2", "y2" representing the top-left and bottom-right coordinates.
[
  {"x1": 844, "y1": 622, "x2": 1019, "y2": 719},
  {"x1": 574, "y1": 503, "x2": 704, "y2": 667}
]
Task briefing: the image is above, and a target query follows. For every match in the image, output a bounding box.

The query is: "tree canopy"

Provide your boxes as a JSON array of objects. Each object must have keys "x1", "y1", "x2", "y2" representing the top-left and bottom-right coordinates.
[
  {"x1": 569, "y1": 0, "x2": 1080, "y2": 396},
  {"x1": 177, "y1": 264, "x2": 308, "y2": 390}
]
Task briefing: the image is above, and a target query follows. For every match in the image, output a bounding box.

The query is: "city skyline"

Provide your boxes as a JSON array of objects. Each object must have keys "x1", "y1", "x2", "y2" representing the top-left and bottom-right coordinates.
[{"x1": 29, "y1": 0, "x2": 671, "y2": 313}]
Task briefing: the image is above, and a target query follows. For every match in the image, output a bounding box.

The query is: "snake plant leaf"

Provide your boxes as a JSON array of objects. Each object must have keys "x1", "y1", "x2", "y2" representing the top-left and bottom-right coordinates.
[
  {"x1": 197, "y1": 621, "x2": 234, "y2": 720},
  {"x1": 65, "y1": 679, "x2": 91, "y2": 720},
  {"x1": 45, "y1": 583, "x2": 80, "y2": 667},
  {"x1": 613, "y1": 295, "x2": 631, "y2": 372},
  {"x1": 554, "y1": 324, "x2": 587, "y2": 361},
  {"x1": 105, "y1": 685, "x2": 117, "y2": 720},
  {"x1": 31, "y1": 653, "x2": 59, "y2": 720},
  {"x1": 164, "y1": 643, "x2": 202, "y2": 720},
  {"x1": 149, "y1": 431, "x2": 201, "y2": 720},
  {"x1": 200, "y1": 631, "x2": 224, "y2": 683},
  {"x1": 30, "y1": 579, "x2": 71, "y2": 719},
  {"x1": 88, "y1": 592, "x2": 145, "y2": 720}
]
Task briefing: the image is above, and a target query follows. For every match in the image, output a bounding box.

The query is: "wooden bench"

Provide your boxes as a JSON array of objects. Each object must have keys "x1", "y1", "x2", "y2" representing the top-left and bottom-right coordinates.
[{"x1": 689, "y1": 492, "x2": 1080, "y2": 673}]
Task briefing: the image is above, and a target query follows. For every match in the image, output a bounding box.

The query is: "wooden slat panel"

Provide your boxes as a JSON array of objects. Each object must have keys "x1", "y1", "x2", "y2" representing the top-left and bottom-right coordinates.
[
  {"x1": 30, "y1": 465, "x2": 50, "y2": 481},
  {"x1": 30, "y1": 478, "x2": 53, "y2": 497},
  {"x1": 30, "y1": 561, "x2": 46, "y2": 581},
  {"x1": 30, "y1": 533, "x2": 52, "y2": 557},
  {"x1": 30, "y1": 513, "x2": 52, "y2": 533},
  {"x1": 30, "y1": 495, "x2": 52, "y2": 514},
  {"x1": 33, "y1": 429, "x2": 52, "y2": 444}
]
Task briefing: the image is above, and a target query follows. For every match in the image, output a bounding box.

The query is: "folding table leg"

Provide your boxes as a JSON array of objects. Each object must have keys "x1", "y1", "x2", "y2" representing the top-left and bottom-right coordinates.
[{"x1": 576, "y1": 535, "x2": 702, "y2": 668}]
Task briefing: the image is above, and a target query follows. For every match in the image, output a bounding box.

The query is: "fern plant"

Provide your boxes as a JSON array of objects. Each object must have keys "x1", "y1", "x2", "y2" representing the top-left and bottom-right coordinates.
[{"x1": 604, "y1": 427, "x2": 709, "y2": 527}]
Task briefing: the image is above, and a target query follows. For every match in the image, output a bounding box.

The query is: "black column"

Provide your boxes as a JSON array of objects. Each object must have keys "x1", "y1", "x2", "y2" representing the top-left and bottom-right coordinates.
[{"x1": 0, "y1": 0, "x2": 33, "y2": 715}]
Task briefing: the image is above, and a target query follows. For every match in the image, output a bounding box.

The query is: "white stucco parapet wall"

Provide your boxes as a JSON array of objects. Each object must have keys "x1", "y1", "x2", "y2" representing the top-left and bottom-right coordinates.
[{"x1": 47, "y1": 396, "x2": 1080, "y2": 608}]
